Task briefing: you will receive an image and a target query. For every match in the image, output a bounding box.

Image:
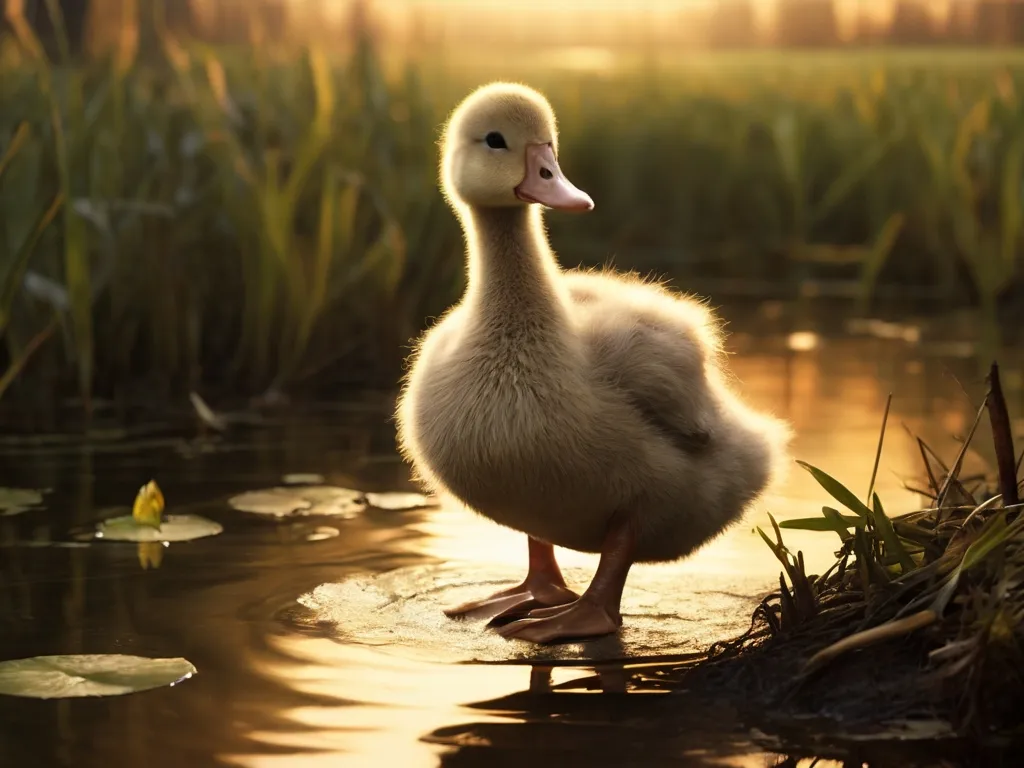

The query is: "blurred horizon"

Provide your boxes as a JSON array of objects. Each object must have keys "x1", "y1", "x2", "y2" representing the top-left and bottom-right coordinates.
[{"x1": 14, "y1": 0, "x2": 1024, "y2": 57}]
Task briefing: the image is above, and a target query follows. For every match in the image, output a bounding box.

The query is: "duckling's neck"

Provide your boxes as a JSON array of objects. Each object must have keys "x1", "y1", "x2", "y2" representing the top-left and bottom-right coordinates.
[{"x1": 464, "y1": 206, "x2": 567, "y2": 329}]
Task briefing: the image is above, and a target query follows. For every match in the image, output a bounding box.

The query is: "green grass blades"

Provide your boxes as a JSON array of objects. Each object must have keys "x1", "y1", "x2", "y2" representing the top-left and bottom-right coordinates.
[
  {"x1": 795, "y1": 460, "x2": 873, "y2": 519},
  {"x1": 0, "y1": 117, "x2": 64, "y2": 402},
  {"x1": 778, "y1": 506, "x2": 863, "y2": 540},
  {"x1": 870, "y1": 492, "x2": 915, "y2": 574}
]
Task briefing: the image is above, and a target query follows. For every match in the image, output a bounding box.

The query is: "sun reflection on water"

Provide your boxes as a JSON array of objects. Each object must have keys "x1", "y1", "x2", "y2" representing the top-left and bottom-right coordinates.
[{"x1": 225, "y1": 333, "x2": 998, "y2": 768}]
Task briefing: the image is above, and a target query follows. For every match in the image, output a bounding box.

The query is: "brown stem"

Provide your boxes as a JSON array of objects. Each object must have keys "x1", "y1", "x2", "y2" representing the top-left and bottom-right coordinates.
[
  {"x1": 986, "y1": 362, "x2": 1019, "y2": 508},
  {"x1": 0, "y1": 318, "x2": 58, "y2": 401}
]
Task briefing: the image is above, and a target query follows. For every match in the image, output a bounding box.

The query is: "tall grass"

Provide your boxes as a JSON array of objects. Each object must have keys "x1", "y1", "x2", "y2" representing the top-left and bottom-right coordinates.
[
  {"x1": 2, "y1": 8, "x2": 1024, "y2": 412},
  {"x1": 1, "y1": 5, "x2": 462, "y2": 412}
]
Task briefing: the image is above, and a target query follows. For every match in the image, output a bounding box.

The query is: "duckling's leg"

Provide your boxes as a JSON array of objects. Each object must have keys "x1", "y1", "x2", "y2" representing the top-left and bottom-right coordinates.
[
  {"x1": 442, "y1": 537, "x2": 580, "y2": 620},
  {"x1": 495, "y1": 512, "x2": 635, "y2": 644}
]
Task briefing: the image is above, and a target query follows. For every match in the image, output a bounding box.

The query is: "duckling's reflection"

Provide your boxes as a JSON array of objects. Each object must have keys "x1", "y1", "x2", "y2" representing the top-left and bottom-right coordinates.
[
  {"x1": 527, "y1": 662, "x2": 627, "y2": 694},
  {"x1": 426, "y1": 658, "x2": 763, "y2": 768},
  {"x1": 429, "y1": 658, "x2": 994, "y2": 768}
]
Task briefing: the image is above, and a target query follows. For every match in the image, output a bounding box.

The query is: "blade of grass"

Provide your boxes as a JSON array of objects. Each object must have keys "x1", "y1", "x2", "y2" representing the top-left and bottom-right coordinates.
[
  {"x1": 287, "y1": 164, "x2": 340, "y2": 382},
  {"x1": 936, "y1": 395, "x2": 989, "y2": 509},
  {"x1": 0, "y1": 193, "x2": 65, "y2": 332},
  {"x1": 50, "y1": 83, "x2": 94, "y2": 413},
  {"x1": 796, "y1": 460, "x2": 873, "y2": 519},
  {"x1": 810, "y1": 133, "x2": 900, "y2": 225},
  {"x1": 898, "y1": 510, "x2": 1016, "y2": 620},
  {"x1": 871, "y1": 492, "x2": 915, "y2": 574},
  {"x1": 911, "y1": 431, "x2": 941, "y2": 495},
  {"x1": 1000, "y1": 135, "x2": 1024, "y2": 271},
  {"x1": 853, "y1": 527, "x2": 877, "y2": 594},
  {"x1": 778, "y1": 511, "x2": 864, "y2": 534},
  {"x1": 0, "y1": 317, "x2": 58, "y2": 401},
  {"x1": 42, "y1": 0, "x2": 72, "y2": 63},
  {"x1": 866, "y1": 393, "x2": 893, "y2": 504},
  {"x1": 986, "y1": 362, "x2": 1019, "y2": 507},
  {"x1": 4, "y1": 0, "x2": 48, "y2": 63},
  {"x1": 857, "y1": 213, "x2": 906, "y2": 309},
  {"x1": 0, "y1": 123, "x2": 31, "y2": 179}
]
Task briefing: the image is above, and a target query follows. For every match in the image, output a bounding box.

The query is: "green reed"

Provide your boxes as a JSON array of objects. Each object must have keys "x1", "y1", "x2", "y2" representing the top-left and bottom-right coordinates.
[{"x1": 2, "y1": 14, "x2": 1024, "y2": 409}]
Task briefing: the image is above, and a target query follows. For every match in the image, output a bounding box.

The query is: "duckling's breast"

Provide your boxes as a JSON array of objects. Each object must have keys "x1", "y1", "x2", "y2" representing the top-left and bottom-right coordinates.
[{"x1": 400, "y1": 336, "x2": 629, "y2": 544}]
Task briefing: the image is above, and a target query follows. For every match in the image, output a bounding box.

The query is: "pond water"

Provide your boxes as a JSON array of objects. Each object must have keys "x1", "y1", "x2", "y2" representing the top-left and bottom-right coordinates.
[{"x1": 0, "y1": 302, "x2": 1018, "y2": 767}]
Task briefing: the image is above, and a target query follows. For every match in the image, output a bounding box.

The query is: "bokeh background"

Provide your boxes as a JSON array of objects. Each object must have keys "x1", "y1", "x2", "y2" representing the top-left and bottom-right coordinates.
[
  {"x1": 2, "y1": 6, "x2": 1023, "y2": 765},
  {"x1": 2, "y1": 0, "x2": 1024, "y2": 427}
]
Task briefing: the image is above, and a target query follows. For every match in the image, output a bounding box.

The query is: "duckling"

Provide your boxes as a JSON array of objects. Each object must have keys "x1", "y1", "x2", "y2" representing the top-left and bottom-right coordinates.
[{"x1": 395, "y1": 82, "x2": 790, "y2": 644}]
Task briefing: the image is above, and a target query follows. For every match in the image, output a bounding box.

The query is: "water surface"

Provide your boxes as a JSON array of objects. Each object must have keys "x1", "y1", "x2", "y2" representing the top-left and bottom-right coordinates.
[{"x1": 0, "y1": 306, "x2": 1015, "y2": 767}]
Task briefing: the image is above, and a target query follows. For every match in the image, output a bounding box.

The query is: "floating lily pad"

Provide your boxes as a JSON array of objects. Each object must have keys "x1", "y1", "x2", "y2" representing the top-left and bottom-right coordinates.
[
  {"x1": 305, "y1": 526, "x2": 340, "y2": 542},
  {"x1": 96, "y1": 514, "x2": 223, "y2": 542},
  {"x1": 364, "y1": 491, "x2": 438, "y2": 511},
  {"x1": 228, "y1": 486, "x2": 365, "y2": 519},
  {"x1": 282, "y1": 473, "x2": 325, "y2": 485},
  {"x1": 229, "y1": 488, "x2": 311, "y2": 516},
  {"x1": 0, "y1": 654, "x2": 197, "y2": 699},
  {"x1": 0, "y1": 487, "x2": 47, "y2": 517}
]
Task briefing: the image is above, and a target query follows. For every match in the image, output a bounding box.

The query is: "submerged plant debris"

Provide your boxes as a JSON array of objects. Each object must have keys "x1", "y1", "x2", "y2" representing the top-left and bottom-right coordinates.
[{"x1": 626, "y1": 363, "x2": 1023, "y2": 741}]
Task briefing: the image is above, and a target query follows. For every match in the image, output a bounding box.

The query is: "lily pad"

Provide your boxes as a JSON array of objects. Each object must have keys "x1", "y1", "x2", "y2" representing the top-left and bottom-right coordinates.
[
  {"x1": 282, "y1": 473, "x2": 326, "y2": 485},
  {"x1": 364, "y1": 491, "x2": 438, "y2": 511},
  {"x1": 0, "y1": 487, "x2": 47, "y2": 517},
  {"x1": 0, "y1": 654, "x2": 196, "y2": 699},
  {"x1": 305, "y1": 526, "x2": 340, "y2": 542},
  {"x1": 96, "y1": 514, "x2": 223, "y2": 542},
  {"x1": 228, "y1": 486, "x2": 365, "y2": 519}
]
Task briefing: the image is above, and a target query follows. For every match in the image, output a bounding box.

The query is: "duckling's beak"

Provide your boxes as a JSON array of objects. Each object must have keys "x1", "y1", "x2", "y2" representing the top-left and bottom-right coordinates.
[{"x1": 515, "y1": 143, "x2": 594, "y2": 212}]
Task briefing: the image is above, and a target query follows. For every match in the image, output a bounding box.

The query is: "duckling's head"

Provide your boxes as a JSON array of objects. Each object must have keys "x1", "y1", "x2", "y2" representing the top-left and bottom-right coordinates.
[{"x1": 440, "y1": 82, "x2": 594, "y2": 213}]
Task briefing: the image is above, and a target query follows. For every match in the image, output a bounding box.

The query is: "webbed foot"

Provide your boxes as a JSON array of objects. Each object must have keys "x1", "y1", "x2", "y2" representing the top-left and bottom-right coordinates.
[
  {"x1": 444, "y1": 580, "x2": 579, "y2": 620},
  {"x1": 495, "y1": 598, "x2": 620, "y2": 644},
  {"x1": 494, "y1": 511, "x2": 637, "y2": 645},
  {"x1": 443, "y1": 536, "x2": 578, "y2": 620}
]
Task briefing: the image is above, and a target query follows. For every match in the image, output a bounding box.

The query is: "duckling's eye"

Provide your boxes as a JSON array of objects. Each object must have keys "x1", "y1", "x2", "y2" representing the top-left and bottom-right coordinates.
[{"x1": 484, "y1": 132, "x2": 507, "y2": 150}]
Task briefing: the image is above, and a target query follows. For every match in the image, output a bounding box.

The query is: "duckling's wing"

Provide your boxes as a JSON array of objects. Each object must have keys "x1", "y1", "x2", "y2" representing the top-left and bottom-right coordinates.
[
  {"x1": 630, "y1": 396, "x2": 711, "y2": 452},
  {"x1": 584, "y1": 313, "x2": 716, "y2": 454},
  {"x1": 566, "y1": 270, "x2": 723, "y2": 452}
]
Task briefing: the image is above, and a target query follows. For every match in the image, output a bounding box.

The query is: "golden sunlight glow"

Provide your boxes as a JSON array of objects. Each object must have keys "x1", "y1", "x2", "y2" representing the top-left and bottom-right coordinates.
[
  {"x1": 219, "y1": 340, "x2": 979, "y2": 768},
  {"x1": 186, "y1": 1, "x2": 956, "y2": 50}
]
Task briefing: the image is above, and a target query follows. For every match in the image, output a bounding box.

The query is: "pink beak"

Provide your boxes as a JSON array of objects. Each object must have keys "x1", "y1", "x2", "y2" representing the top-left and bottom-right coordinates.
[{"x1": 514, "y1": 143, "x2": 594, "y2": 212}]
